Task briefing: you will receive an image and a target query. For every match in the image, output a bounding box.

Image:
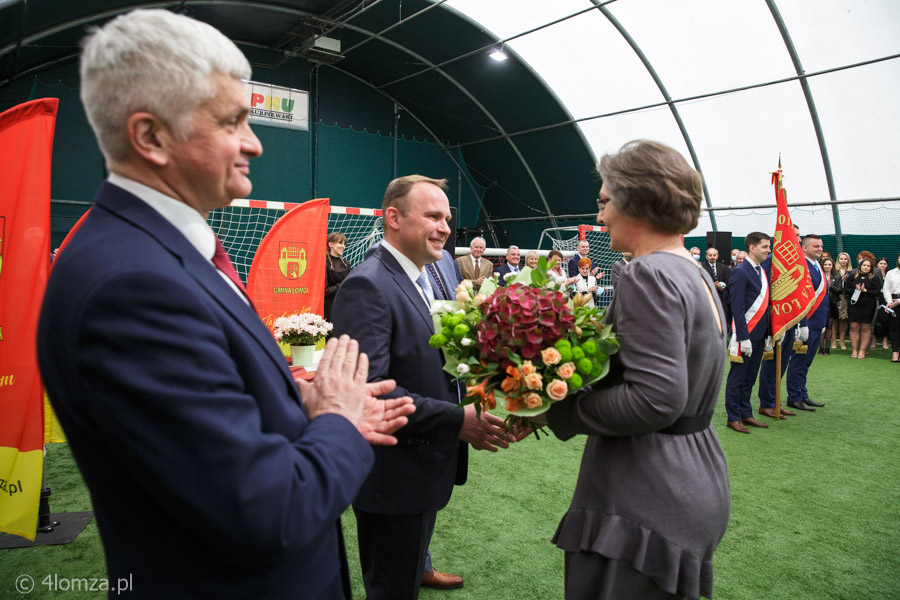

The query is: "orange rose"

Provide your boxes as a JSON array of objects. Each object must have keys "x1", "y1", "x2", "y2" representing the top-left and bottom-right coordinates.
[
  {"x1": 523, "y1": 393, "x2": 543, "y2": 409},
  {"x1": 524, "y1": 372, "x2": 543, "y2": 390},
  {"x1": 541, "y1": 347, "x2": 562, "y2": 365},
  {"x1": 520, "y1": 361, "x2": 537, "y2": 376},
  {"x1": 557, "y1": 362, "x2": 576, "y2": 379},
  {"x1": 546, "y1": 379, "x2": 568, "y2": 401}
]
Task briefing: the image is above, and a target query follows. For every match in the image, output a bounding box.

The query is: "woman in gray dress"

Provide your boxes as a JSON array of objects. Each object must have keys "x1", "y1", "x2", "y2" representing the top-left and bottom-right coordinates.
[{"x1": 541, "y1": 140, "x2": 730, "y2": 600}]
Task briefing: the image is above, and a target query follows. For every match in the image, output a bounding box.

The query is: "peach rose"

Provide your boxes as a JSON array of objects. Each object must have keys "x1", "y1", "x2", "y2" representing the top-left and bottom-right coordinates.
[
  {"x1": 524, "y1": 372, "x2": 543, "y2": 390},
  {"x1": 557, "y1": 362, "x2": 576, "y2": 379},
  {"x1": 473, "y1": 293, "x2": 486, "y2": 306},
  {"x1": 520, "y1": 361, "x2": 536, "y2": 376},
  {"x1": 541, "y1": 347, "x2": 562, "y2": 365},
  {"x1": 523, "y1": 393, "x2": 543, "y2": 409},
  {"x1": 456, "y1": 290, "x2": 469, "y2": 303},
  {"x1": 546, "y1": 379, "x2": 568, "y2": 401}
]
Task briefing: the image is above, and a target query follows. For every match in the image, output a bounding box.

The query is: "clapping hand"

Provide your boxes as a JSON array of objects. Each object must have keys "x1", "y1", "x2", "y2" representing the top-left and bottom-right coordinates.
[{"x1": 297, "y1": 335, "x2": 415, "y2": 446}]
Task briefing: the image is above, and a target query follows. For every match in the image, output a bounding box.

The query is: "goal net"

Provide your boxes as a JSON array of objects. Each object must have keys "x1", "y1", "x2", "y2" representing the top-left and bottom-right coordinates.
[{"x1": 207, "y1": 200, "x2": 383, "y2": 281}]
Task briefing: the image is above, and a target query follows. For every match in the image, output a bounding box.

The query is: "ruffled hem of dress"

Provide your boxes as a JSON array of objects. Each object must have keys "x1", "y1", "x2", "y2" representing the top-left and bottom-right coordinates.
[{"x1": 552, "y1": 508, "x2": 713, "y2": 600}]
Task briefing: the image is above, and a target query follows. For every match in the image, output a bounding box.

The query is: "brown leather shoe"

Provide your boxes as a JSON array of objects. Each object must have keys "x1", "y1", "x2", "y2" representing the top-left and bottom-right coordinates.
[
  {"x1": 780, "y1": 407, "x2": 797, "y2": 416},
  {"x1": 758, "y1": 407, "x2": 779, "y2": 419},
  {"x1": 726, "y1": 420, "x2": 750, "y2": 434},
  {"x1": 422, "y1": 569, "x2": 464, "y2": 590},
  {"x1": 742, "y1": 417, "x2": 769, "y2": 428}
]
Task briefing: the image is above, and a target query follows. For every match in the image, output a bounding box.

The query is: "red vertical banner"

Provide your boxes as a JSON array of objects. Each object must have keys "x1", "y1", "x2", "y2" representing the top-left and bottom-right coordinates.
[
  {"x1": 247, "y1": 198, "x2": 330, "y2": 335},
  {"x1": 0, "y1": 98, "x2": 58, "y2": 540},
  {"x1": 769, "y1": 165, "x2": 815, "y2": 341}
]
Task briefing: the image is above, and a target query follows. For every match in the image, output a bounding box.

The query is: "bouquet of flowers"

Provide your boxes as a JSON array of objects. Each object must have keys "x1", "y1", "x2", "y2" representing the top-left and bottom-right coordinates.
[
  {"x1": 273, "y1": 312, "x2": 333, "y2": 346},
  {"x1": 428, "y1": 257, "x2": 619, "y2": 434}
]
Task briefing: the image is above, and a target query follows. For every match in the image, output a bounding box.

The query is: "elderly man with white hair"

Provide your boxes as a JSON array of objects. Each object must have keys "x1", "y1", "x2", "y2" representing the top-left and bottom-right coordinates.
[
  {"x1": 37, "y1": 10, "x2": 413, "y2": 599},
  {"x1": 455, "y1": 236, "x2": 494, "y2": 290}
]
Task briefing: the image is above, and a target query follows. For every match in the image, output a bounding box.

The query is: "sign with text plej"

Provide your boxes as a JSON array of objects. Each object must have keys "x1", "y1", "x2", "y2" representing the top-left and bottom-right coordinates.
[{"x1": 243, "y1": 80, "x2": 309, "y2": 131}]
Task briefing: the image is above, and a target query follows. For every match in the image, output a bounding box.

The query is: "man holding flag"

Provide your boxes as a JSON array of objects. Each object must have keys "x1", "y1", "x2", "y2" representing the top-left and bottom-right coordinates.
[
  {"x1": 785, "y1": 235, "x2": 829, "y2": 409},
  {"x1": 757, "y1": 166, "x2": 817, "y2": 418}
]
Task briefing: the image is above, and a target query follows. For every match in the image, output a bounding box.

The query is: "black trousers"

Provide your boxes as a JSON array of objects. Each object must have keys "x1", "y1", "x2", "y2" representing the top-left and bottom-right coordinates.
[{"x1": 354, "y1": 509, "x2": 437, "y2": 600}]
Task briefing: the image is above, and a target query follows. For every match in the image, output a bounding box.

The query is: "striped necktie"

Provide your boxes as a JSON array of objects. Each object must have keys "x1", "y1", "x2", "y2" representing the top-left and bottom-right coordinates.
[{"x1": 426, "y1": 263, "x2": 449, "y2": 300}]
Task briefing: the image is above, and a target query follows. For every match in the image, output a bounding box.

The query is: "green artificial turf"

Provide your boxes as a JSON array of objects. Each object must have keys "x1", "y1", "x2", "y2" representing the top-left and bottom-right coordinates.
[{"x1": 2, "y1": 348, "x2": 898, "y2": 599}]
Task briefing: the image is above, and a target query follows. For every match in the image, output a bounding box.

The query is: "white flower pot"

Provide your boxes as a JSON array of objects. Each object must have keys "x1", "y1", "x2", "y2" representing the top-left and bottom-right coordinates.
[{"x1": 291, "y1": 344, "x2": 316, "y2": 369}]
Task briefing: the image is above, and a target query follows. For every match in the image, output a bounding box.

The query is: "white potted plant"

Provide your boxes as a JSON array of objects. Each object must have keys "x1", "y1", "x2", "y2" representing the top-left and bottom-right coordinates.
[{"x1": 272, "y1": 313, "x2": 333, "y2": 369}]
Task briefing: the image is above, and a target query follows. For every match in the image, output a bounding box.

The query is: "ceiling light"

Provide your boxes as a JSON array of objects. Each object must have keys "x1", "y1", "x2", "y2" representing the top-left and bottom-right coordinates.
[{"x1": 488, "y1": 44, "x2": 508, "y2": 62}]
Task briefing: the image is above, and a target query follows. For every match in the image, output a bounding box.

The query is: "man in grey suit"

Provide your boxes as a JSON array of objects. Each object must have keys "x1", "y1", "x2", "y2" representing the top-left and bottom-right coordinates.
[
  {"x1": 456, "y1": 236, "x2": 494, "y2": 290},
  {"x1": 332, "y1": 175, "x2": 517, "y2": 599}
]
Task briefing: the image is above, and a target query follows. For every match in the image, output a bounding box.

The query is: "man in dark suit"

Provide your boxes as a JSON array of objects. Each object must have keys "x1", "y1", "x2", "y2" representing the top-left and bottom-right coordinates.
[
  {"x1": 567, "y1": 238, "x2": 604, "y2": 279},
  {"x1": 701, "y1": 246, "x2": 730, "y2": 302},
  {"x1": 610, "y1": 252, "x2": 632, "y2": 289},
  {"x1": 494, "y1": 245, "x2": 521, "y2": 286},
  {"x1": 36, "y1": 10, "x2": 413, "y2": 599},
  {"x1": 724, "y1": 232, "x2": 774, "y2": 434},
  {"x1": 785, "y1": 235, "x2": 828, "y2": 409},
  {"x1": 455, "y1": 236, "x2": 494, "y2": 290},
  {"x1": 333, "y1": 175, "x2": 515, "y2": 599}
]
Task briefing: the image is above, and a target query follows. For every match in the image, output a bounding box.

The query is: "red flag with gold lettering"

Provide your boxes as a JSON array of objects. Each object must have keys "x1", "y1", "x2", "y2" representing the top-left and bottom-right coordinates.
[
  {"x1": 0, "y1": 98, "x2": 58, "y2": 540},
  {"x1": 246, "y1": 198, "x2": 330, "y2": 339},
  {"x1": 768, "y1": 164, "x2": 816, "y2": 341}
]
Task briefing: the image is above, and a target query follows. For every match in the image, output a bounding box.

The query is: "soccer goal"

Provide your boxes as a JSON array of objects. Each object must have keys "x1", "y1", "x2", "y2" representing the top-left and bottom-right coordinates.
[{"x1": 207, "y1": 200, "x2": 383, "y2": 281}]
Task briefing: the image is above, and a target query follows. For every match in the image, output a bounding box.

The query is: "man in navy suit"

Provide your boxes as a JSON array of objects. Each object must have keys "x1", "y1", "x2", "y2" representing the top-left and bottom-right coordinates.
[
  {"x1": 495, "y1": 245, "x2": 521, "y2": 286},
  {"x1": 567, "y1": 239, "x2": 603, "y2": 278},
  {"x1": 724, "y1": 232, "x2": 773, "y2": 434},
  {"x1": 786, "y1": 235, "x2": 828, "y2": 409},
  {"x1": 332, "y1": 175, "x2": 516, "y2": 599},
  {"x1": 36, "y1": 10, "x2": 413, "y2": 599}
]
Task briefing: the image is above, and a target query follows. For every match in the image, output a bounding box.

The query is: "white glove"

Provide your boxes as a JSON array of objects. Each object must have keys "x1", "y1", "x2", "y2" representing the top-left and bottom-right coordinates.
[
  {"x1": 739, "y1": 339, "x2": 752, "y2": 357},
  {"x1": 764, "y1": 336, "x2": 773, "y2": 352},
  {"x1": 798, "y1": 326, "x2": 809, "y2": 342}
]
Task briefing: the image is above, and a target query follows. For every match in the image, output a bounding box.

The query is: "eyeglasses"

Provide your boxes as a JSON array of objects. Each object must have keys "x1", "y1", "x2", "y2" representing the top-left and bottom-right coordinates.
[{"x1": 597, "y1": 196, "x2": 611, "y2": 210}]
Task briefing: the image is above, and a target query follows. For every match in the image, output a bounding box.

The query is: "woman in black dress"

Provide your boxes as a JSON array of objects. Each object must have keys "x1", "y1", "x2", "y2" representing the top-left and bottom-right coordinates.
[
  {"x1": 844, "y1": 258, "x2": 883, "y2": 359},
  {"x1": 324, "y1": 232, "x2": 351, "y2": 322},
  {"x1": 819, "y1": 256, "x2": 837, "y2": 355}
]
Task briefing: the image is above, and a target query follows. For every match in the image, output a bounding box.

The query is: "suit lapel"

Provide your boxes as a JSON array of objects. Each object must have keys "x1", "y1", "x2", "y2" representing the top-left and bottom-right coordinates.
[
  {"x1": 95, "y1": 184, "x2": 299, "y2": 399},
  {"x1": 375, "y1": 247, "x2": 435, "y2": 332}
]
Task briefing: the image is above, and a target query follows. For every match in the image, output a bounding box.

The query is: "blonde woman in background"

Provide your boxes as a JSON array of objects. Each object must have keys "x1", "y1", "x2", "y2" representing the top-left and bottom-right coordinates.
[
  {"x1": 524, "y1": 250, "x2": 540, "y2": 270},
  {"x1": 831, "y1": 251, "x2": 852, "y2": 349}
]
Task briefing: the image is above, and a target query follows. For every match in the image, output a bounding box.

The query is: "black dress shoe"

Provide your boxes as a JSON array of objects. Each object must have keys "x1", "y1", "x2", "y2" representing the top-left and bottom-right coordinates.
[
  {"x1": 804, "y1": 398, "x2": 825, "y2": 407},
  {"x1": 788, "y1": 401, "x2": 815, "y2": 412}
]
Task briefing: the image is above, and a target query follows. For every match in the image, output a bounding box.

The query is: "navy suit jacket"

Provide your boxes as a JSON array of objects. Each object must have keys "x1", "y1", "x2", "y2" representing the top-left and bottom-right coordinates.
[
  {"x1": 495, "y1": 262, "x2": 520, "y2": 286},
  {"x1": 802, "y1": 257, "x2": 830, "y2": 329},
  {"x1": 332, "y1": 245, "x2": 466, "y2": 514},
  {"x1": 729, "y1": 259, "x2": 770, "y2": 342},
  {"x1": 37, "y1": 182, "x2": 373, "y2": 599},
  {"x1": 431, "y1": 249, "x2": 462, "y2": 298}
]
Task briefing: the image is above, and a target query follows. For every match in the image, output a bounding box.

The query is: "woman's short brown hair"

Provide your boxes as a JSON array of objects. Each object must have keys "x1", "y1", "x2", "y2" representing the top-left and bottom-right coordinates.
[{"x1": 598, "y1": 140, "x2": 702, "y2": 235}]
